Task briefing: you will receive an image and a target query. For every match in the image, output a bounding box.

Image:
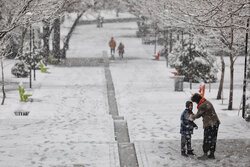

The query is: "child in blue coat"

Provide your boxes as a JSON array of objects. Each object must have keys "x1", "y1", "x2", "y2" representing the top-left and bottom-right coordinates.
[{"x1": 180, "y1": 101, "x2": 198, "y2": 157}]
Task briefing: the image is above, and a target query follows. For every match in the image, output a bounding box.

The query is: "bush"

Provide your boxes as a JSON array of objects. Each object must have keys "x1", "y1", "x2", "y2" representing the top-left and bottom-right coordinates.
[
  {"x1": 11, "y1": 61, "x2": 29, "y2": 78},
  {"x1": 169, "y1": 40, "x2": 217, "y2": 83},
  {"x1": 24, "y1": 49, "x2": 43, "y2": 69}
]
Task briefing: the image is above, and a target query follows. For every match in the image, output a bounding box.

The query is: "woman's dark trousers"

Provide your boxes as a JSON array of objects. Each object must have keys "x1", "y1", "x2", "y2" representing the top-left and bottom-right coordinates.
[{"x1": 203, "y1": 125, "x2": 219, "y2": 154}]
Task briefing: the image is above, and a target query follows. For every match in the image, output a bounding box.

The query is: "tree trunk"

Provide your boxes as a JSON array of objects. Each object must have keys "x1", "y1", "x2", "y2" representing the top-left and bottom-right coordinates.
[
  {"x1": 154, "y1": 31, "x2": 157, "y2": 54},
  {"x1": 181, "y1": 30, "x2": 184, "y2": 49},
  {"x1": 0, "y1": 46, "x2": 6, "y2": 105},
  {"x1": 19, "y1": 27, "x2": 27, "y2": 60},
  {"x1": 228, "y1": 15, "x2": 234, "y2": 110},
  {"x1": 116, "y1": 8, "x2": 120, "y2": 17},
  {"x1": 43, "y1": 20, "x2": 50, "y2": 62},
  {"x1": 165, "y1": 30, "x2": 169, "y2": 67},
  {"x1": 32, "y1": 29, "x2": 36, "y2": 81},
  {"x1": 169, "y1": 31, "x2": 173, "y2": 53},
  {"x1": 52, "y1": 17, "x2": 60, "y2": 59},
  {"x1": 62, "y1": 11, "x2": 84, "y2": 58},
  {"x1": 228, "y1": 55, "x2": 234, "y2": 110},
  {"x1": 217, "y1": 53, "x2": 225, "y2": 99}
]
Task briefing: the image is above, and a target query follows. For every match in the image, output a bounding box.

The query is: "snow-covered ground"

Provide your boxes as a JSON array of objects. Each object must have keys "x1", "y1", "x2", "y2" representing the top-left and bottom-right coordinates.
[
  {"x1": 62, "y1": 10, "x2": 135, "y2": 26},
  {"x1": 0, "y1": 65, "x2": 119, "y2": 166},
  {"x1": 0, "y1": 17, "x2": 250, "y2": 166}
]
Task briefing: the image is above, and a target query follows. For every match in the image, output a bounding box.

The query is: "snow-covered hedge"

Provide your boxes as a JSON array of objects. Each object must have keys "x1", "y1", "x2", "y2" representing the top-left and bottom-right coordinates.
[
  {"x1": 24, "y1": 49, "x2": 43, "y2": 69},
  {"x1": 11, "y1": 61, "x2": 29, "y2": 78},
  {"x1": 11, "y1": 49, "x2": 43, "y2": 78},
  {"x1": 169, "y1": 40, "x2": 217, "y2": 83}
]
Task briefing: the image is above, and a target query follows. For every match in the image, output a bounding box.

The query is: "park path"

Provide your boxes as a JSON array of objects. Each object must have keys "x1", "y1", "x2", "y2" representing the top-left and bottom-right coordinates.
[{"x1": 103, "y1": 51, "x2": 139, "y2": 167}]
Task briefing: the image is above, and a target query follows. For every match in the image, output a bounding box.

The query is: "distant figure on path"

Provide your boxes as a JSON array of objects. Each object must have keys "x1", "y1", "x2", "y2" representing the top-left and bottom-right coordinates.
[
  {"x1": 118, "y1": 42, "x2": 125, "y2": 59},
  {"x1": 180, "y1": 101, "x2": 198, "y2": 157},
  {"x1": 97, "y1": 15, "x2": 103, "y2": 28},
  {"x1": 109, "y1": 37, "x2": 116, "y2": 56},
  {"x1": 190, "y1": 93, "x2": 220, "y2": 160},
  {"x1": 100, "y1": 17, "x2": 104, "y2": 27},
  {"x1": 97, "y1": 15, "x2": 101, "y2": 28}
]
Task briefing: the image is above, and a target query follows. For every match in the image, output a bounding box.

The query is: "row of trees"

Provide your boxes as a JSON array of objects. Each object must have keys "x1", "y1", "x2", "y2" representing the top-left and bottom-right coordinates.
[
  {"x1": 123, "y1": 0, "x2": 249, "y2": 110},
  {"x1": 0, "y1": 0, "x2": 102, "y2": 105}
]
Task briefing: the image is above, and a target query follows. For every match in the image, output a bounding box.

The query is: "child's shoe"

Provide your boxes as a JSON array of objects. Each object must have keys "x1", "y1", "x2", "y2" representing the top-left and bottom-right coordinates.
[
  {"x1": 187, "y1": 150, "x2": 196, "y2": 155},
  {"x1": 197, "y1": 153, "x2": 208, "y2": 160},
  {"x1": 181, "y1": 151, "x2": 188, "y2": 157},
  {"x1": 208, "y1": 152, "x2": 215, "y2": 159}
]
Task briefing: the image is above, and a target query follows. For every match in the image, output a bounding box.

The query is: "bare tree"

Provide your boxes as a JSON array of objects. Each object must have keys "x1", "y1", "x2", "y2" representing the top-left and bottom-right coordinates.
[
  {"x1": 61, "y1": 0, "x2": 102, "y2": 58},
  {"x1": 52, "y1": 17, "x2": 61, "y2": 59},
  {"x1": 42, "y1": 19, "x2": 50, "y2": 61},
  {"x1": 123, "y1": 0, "x2": 250, "y2": 110},
  {"x1": 0, "y1": 39, "x2": 6, "y2": 105},
  {"x1": 0, "y1": 0, "x2": 68, "y2": 104},
  {"x1": 217, "y1": 53, "x2": 225, "y2": 100},
  {"x1": 61, "y1": 11, "x2": 84, "y2": 58}
]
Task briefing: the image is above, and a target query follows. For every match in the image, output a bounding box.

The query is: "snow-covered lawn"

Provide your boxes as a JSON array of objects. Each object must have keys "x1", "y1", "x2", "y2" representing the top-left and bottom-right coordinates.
[{"x1": 0, "y1": 65, "x2": 119, "y2": 166}]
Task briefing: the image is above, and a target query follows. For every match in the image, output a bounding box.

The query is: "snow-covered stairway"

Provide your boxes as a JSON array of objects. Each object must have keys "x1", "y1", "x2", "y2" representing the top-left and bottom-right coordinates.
[{"x1": 103, "y1": 51, "x2": 139, "y2": 167}]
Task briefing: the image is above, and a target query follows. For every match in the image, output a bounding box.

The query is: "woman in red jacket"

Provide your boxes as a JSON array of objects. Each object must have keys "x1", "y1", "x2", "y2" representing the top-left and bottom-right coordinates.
[{"x1": 109, "y1": 37, "x2": 116, "y2": 55}]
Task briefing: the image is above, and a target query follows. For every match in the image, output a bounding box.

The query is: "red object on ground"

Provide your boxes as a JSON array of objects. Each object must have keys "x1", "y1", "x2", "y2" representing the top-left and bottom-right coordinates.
[
  {"x1": 171, "y1": 72, "x2": 179, "y2": 76},
  {"x1": 153, "y1": 52, "x2": 160, "y2": 60}
]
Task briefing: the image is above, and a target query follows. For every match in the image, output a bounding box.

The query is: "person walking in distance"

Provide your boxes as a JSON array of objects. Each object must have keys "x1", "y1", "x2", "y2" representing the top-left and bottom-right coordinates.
[
  {"x1": 109, "y1": 37, "x2": 116, "y2": 56},
  {"x1": 118, "y1": 42, "x2": 125, "y2": 59},
  {"x1": 190, "y1": 93, "x2": 220, "y2": 160}
]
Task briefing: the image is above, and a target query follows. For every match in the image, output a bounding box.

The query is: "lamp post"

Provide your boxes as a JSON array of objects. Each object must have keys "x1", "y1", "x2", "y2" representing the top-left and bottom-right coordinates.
[
  {"x1": 32, "y1": 28, "x2": 36, "y2": 81},
  {"x1": 153, "y1": 22, "x2": 158, "y2": 55},
  {"x1": 154, "y1": 30, "x2": 157, "y2": 54},
  {"x1": 26, "y1": 12, "x2": 33, "y2": 88},
  {"x1": 164, "y1": 29, "x2": 169, "y2": 67},
  {"x1": 165, "y1": 29, "x2": 169, "y2": 67},
  {"x1": 29, "y1": 24, "x2": 32, "y2": 88},
  {"x1": 242, "y1": 18, "x2": 249, "y2": 119}
]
